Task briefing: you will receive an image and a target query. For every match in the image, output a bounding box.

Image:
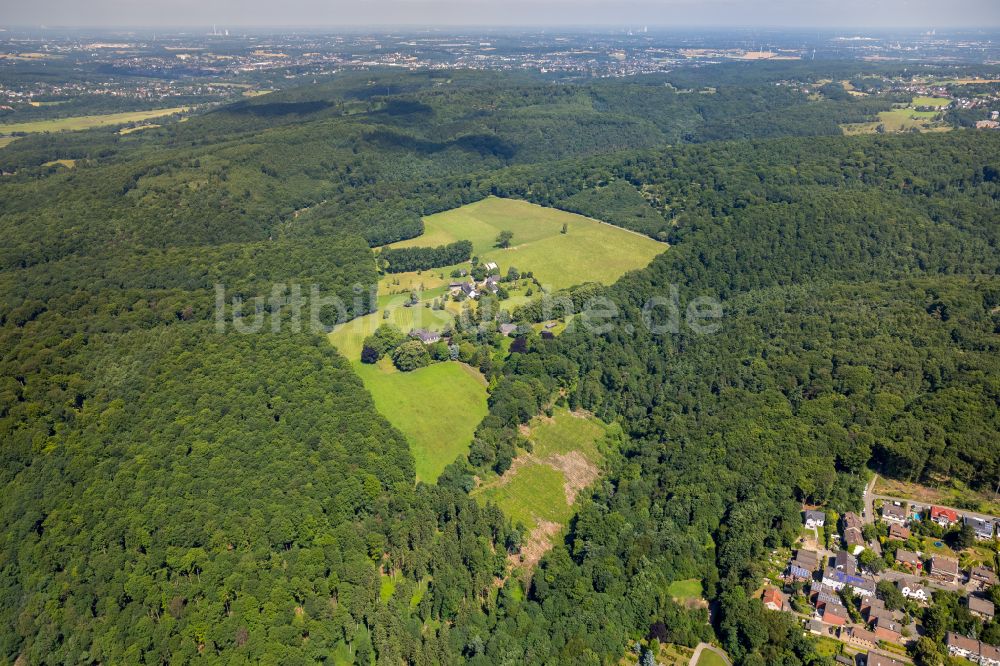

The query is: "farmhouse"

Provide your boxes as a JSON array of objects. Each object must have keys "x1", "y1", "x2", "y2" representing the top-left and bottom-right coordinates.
[
  {"x1": 930, "y1": 506, "x2": 960, "y2": 526},
  {"x1": 762, "y1": 587, "x2": 783, "y2": 612},
  {"x1": 965, "y1": 516, "x2": 996, "y2": 541},
  {"x1": 881, "y1": 503, "x2": 907, "y2": 525},
  {"x1": 888, "y1": 523, "x2": 911, "y2": 540},
  {"x1": 804, "y1": 510, "x2": 826, "y2": 528},
  {"x1": 930, "y1": 555, "x2": 960, "y2": 584},
  {"x1": 895, "y1": 549, "x2": 922, "y2": 572},
  {"x1": 968, "y1": 596, "x2": 996, "y2": 622},
  {"x1": 409, "y1": 329, "x2": 442, "y2": 344}
]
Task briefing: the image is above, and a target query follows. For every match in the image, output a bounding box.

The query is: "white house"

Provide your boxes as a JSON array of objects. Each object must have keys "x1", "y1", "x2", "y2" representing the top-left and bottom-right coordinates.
[
  {"x1": 804, "y1": 510, "x2": 826, "y2": 528},
  {"x1": 898, "y1": 581, "x2": 931, "y2": 603}
]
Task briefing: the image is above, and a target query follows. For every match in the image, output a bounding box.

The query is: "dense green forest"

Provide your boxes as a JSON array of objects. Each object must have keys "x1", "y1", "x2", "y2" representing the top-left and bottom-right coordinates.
[{"x1": 1, "y1": 65, "x2": 998, "y2": 664}]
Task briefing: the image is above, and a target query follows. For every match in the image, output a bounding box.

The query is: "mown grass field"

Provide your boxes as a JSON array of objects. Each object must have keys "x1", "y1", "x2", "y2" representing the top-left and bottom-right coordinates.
[
  {"x1": 388, "y1": 197, "x2": 664, "y2": 291},
  {"x1": 841, "y1": 96, "x2": 951, "y2": 135},
  {"x1": 696, "y1": 649, "x2": 729, "y2": 666},
  {"x1": 0, "y1": 107, "x2": 190, "y2": 135},
  {"x1": 668, "y1": 578, "x2": 704, "y2": 602}
]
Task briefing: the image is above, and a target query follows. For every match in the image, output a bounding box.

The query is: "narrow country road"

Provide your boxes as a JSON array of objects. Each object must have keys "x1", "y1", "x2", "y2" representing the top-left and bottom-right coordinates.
[{"x1": 689, "y1": 643, "x2": 732, "y2": 666}]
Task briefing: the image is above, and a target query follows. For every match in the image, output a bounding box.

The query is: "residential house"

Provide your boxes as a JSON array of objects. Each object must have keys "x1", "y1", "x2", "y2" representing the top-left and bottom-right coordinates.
[
  {"x1": 969, "y1": 596, "x2": 996, "y2": 622},
  {"x1": 804, "y1": 510, "x2": 826, "y2": 528},
  {"x1": 835, "y1": 656, "x2": 853, "y2": 666},
  {"x1": 888, "y1": 523, "x2": 911, "y2": 540},
  {"x1": 895, "y1": 549, "x2": 922, "y2": 572},
  {"x1": 482, "y1": 275, "x2": 500, "y2": 294},
  {"x1": 808, "y1": 619, "x2": 826, "y2": 635},
  {"x1": 762, "y1": 587, "x2": 784, "y2": 612},
  {"x1": 897, "y1": 581, "x2": 931, "y2": 603},
  {"x1": 971, "y1": 566, "x2": 999, "y2": 589},
  {"x1": 873, "y1": 616, "x2": 902, "y2": 644},
  {"x1": 931, "y1": 506, "x2": 960, "y2": 527},
  {"x1": 845, "y1": 627, "x2": 879, "y2": 651},
  {"x1": 834, "y1": 550, "x2": 858, "y2": 575},
  {"x1": 843, "y1": 512, "x2": 865, "y2": 551},
  {"x1": 947, "y1": 632, "x2": 1000, "y2": 665},
  {"x1": 965, "y1": 516, "x2": 996, "y2": 541},
  {"x1": 460, "y1": 282, "x2": 478, "y2": 299},
  {"x1": 867, "y1": 651, "x2": 908, "y2": 666},
  {"x1": 498, "y1": 323, "x2": 518, "y2": 337},
  {"x1": 881, "y1": 503, "x2": 907, "y2": 525},
  {"x1": 789, "y1": 549, "x2": 820, "y2": 580},
  {"x1": 947, "y1": 632, "x2": 981, "y2": 661},
  {"x1": 821, "y1": 567, "x2": 875, "y2": 597},
  {"x1": 810, "y1": 582, "x2": 841, "y2": 608},
  {"x1": 861, "y1": 596, "x2": 885, "y2": 617},
  {"x1": 821, "y1": 601, "x2": 849, "y2": 626},
  {"x1": 930, "y1": 555, "x2": 960, "y2": 584},
  {"x1": 409, "y1": 329, "x2": 442, "y2": 344}
]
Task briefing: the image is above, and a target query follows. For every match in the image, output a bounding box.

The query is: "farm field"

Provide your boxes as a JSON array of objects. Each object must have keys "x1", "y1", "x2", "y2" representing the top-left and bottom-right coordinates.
[
  {"x1": 328, "y1": 304, "x2": 487, "y2": 483},
  {"x1": 387, "y1": 197, "x2": 664, "y2": 291},
  {"x1": 0, "y1": 106, "x2": 191, "y2": 135}
]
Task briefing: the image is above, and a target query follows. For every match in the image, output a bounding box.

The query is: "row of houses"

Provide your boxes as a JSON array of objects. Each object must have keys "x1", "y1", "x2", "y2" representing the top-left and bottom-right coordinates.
[
  {"x1": 947, "y1": 632, "x2": 1000, "y2": 665},
  {"x1": 888, "y1": 502, "x2": 998, "y2": 541}
]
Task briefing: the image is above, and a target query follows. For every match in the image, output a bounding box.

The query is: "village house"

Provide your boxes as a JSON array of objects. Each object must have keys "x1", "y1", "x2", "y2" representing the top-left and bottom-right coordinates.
[
  {"x1": 930, "y1": 555, "x2": 960, "y2": 584},
  {"x1": 968, "y1": 596, "x2": 996, "y2": 622},
  {"x1": 498, "y1": 323, "x2": 518, "y2": 337},
  {"x1": 834, "y1": 550, "x2": 857, "y2": 575},
  {"x1": 971, "y1": 566, "x2": 1000, "y2": 589},
  {"x1": 965, "y1": 516, "x2": 996, "y2": 541},
  {"x1": 947, "y1": 632, "x2": 1000, "y2": 665},
  {"x1": 881, "y1": 503, "x2": 907, "y2": 525},
  {"x1": 762, "y1": 587, "x2": 783, "y2": 612},
  {"x1": 821, "y1": 601, "x2": 849, "y2": 626},
  {"x1": 930, "y1": 506, "x2": 960, "y2": 527},
  {"x1": 845, "y1": 627, "x2": 879, "y2": 651},
  {"x1": 867, "y1": 651, "x2": 908, "y2": 666},
  {"x1": 789, "y1": 549, "x2": 820, "y2": 580},
  {"x1": 804, "y1": 510, "x2": 826, "y2": 528},
  {"x1": 861, "y1": 596, "x2": 885, "y2": 616},
  {"x1": 821, "y1": 567, "x2": 876, "y2": 597},
  {"x1": 895, "y1": 549, "x2": 922, "y2": 572},
  {"x1": 842, "y1": 512, "x2": 865, "y2": 551},
  {"x1": 897, "y1": 581, "x2": 931, "y2": 603},
  {"x1": 888, "y1": 523, "x2": 911, "y2": 540},
  {"x1": 811, "y1": 582, "x2": 842, "y2": 608},
  {"x1": 873, "y1": 616, "x2": 902, "y2": 644}
]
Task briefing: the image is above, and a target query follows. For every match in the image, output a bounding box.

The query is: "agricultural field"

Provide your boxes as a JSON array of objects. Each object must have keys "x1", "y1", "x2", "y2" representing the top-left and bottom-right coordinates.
[
  {"x1": 841, "y1": 96, "x2": 951, "y2": 135},
  {"x1": 387, "y1": 197, "x2": 664, "y2": 291},
  {"x1": 0, "y1": 106, "x2": 191, "y2": 135}
]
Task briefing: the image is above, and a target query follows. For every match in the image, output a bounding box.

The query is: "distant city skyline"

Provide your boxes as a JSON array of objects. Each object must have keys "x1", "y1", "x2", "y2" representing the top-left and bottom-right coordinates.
[{"x1": 4, "y1": 0, "x2": 1000, "y2": 29}]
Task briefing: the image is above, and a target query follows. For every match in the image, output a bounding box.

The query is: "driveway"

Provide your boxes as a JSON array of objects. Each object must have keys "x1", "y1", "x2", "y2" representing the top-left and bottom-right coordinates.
[{"x1": 689, "y1": 643, "x2": 732, "y2": 666}]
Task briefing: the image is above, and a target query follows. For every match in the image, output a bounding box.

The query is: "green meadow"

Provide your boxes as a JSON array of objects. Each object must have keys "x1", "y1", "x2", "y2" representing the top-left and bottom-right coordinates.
[
  {"x1": 474, "y1": 408, "x2": 607, "y2": 531},
  {"x1": 388, "y1": 197, "x2": 664, "y2": 291}
]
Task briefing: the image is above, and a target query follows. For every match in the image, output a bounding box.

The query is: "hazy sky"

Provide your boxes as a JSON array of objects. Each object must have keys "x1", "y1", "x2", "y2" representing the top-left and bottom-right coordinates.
[{"x1": 5, "y1": 0, "x2": 1000, "y2": 29}]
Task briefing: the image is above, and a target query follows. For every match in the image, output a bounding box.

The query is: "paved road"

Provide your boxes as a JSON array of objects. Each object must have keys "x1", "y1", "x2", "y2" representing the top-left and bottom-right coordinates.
[{"x1": 689, "y1": 643, "x2": 732, "y2": 666}]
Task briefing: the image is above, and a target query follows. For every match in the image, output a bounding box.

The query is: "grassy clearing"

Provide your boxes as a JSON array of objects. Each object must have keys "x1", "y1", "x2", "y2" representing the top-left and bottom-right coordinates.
[
  {"x1": 473, "y1": 408, "x2": 607, "y2": 531},
  {"x1": 668, "y1": 578, "x2": 704, "y2": 602},
  {"x1": 42, "y1": 159, "x2": 76, "y2": 169},
  {"x1": 696, "y1": 650, "x2": 729, "y2": 666},
  {"x1": 841, "y1": 96, "x2": 951, "y2": 135},
  {"x1": 388, "y1": 197, "x2": 664, "y2": 291},
  {"x1": 119, "y1": 124, "x2": 161, "y2": 135},
  {"x1": 0, "y1": 107, "x2": 190, "y2": 135},
  {"x1": 0, "y1": 136, "x2": 18, "y2": 149},
  {"x1": 477, "y1": 462, "x2": 574, "y2": 531},
  {"x1": 912, "y1": 96, "x2": 951, "y2": 108}
]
